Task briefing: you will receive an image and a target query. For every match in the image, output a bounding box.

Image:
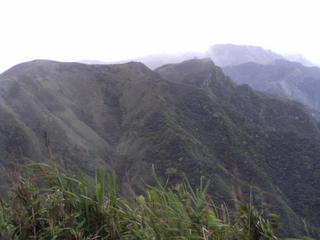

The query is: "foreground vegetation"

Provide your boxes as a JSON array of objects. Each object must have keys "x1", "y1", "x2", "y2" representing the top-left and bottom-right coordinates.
[{"x1": 0, "y1": 163, "x2": 312, "y2": 239}]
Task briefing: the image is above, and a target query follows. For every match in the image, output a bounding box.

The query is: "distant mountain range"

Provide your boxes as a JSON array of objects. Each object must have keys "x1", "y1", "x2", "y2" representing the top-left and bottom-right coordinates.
[
  {"x1": 79, "y1": 44, "x2": 318, "y2": 69},
  {"x1": 0, "y1": 58, "x2": 320, "y2": 237},
  {"x1": 206, "y1": 44, "x2": 284, "y2": 66},
  {"x1": 224, "y1": 59, "x2": 320, "y2": 119},
  {"x1": 80, "y1": 44, "x2": 320, "y2": 120}
]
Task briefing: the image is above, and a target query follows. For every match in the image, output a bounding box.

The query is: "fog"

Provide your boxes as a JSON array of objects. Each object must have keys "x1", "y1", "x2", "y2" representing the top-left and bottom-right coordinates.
[{"x1": 0, "y1": 0, "x2": 319, "y2": 72}]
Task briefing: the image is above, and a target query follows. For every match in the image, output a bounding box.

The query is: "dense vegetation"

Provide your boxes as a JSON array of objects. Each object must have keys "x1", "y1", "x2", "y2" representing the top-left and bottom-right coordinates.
[
  {"x1": 0, "y1": 163, "x2": 310, "y2": 240},
  {"x1": 0, "y1": 59, "x2": 320, "y2": 237}
]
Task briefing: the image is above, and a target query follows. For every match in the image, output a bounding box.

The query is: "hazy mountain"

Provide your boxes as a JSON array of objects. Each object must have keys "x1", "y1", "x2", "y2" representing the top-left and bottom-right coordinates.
[
  {"x1": 0, "y1": 59, "x2": 320, "y2": 237},
  {"x1": 224, "y1": 59, "x2": 320, "y2": 119},
  {"x1": 206, "y1": 44, "x2": 284, "y2": 66},
  {"x1": 209, "y1": 44, "x2": 318, "y2": 67},
  {"x1": 79, "y1": 44, "x2": 317, "y2": 70}
]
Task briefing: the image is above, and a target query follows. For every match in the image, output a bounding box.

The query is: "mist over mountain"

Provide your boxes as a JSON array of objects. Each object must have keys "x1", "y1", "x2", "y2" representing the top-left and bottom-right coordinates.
[
  {"x1": 284, "y1": 53, "x2": 316, "y2": 67},
  {"x1": 224, "y1": 59, "x2": 320, "y2": 119},
  {"x1": 0, "y1": 59, "x2": 320, "y2": 237},
  {"x1": 206, "y1": 44, "x2": 284, "y2": 67},
  {"x1": 100, "y1": 43, "x2": 320, "y2": 120},
  {"x1": 85, "y1": 44, "x2": 316, "y2": 70},
  {"x1": 79, "y1": 51, "x2": 206, "y2": 69}
]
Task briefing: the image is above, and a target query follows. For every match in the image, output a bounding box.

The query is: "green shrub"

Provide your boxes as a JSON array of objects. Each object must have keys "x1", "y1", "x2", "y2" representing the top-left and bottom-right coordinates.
[{"x1": 0, "y1": 163, "x2": 286, "y2": 239}]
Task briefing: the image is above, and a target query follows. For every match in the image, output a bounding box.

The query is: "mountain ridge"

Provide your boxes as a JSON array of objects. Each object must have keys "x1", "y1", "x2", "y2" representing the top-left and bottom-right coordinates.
[
  {"x1": 223, "y1": 59, "x2": 320, "y2": 119},
  {"x1": 0, "y1": 59, "x2": 319, "y2": 237},
  {"x1": 78, "y1": 43, "x2": 318, "y2": 70}
]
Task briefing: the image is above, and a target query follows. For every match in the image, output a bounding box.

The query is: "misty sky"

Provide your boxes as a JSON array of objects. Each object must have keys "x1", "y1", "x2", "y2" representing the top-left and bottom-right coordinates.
[{"x1": 0, "y1": 0, "x2": 319, "y2": 73}]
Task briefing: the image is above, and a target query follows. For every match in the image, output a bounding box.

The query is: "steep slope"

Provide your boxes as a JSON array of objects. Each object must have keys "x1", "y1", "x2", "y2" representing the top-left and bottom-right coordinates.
[
  {"x1": 0, "y1": 60, "x2": 161, "y2": 186},
  {"x1": 157, "y1": 59, "x2": 320, "y2": 236},
  {"x1": 223, "y1": 59, "x2": 320, "y2": 119},
  {"x1": 0, "y1": 59, "x2": 320, "y2": 237}
]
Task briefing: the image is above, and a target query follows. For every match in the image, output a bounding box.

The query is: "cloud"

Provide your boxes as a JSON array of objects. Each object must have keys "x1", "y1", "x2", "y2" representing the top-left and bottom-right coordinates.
[{"x1": 0, "y1": 0, "x2": 319, "y2": 72}]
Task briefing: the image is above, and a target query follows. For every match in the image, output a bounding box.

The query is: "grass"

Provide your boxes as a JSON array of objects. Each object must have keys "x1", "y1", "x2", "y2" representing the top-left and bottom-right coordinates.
[{"x1": 0, "y1": 163, "x2": 308, "y2": 239}]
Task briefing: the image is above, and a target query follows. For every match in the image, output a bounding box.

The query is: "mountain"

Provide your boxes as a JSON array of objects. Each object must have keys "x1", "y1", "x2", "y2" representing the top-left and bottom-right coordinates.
[
  {"x1": 79, "y1": 44, "x2": 316, "y2": 70},
  {"x1": 85, "y1": 52, "x2": 206, "y2": 70},
  {"x1": 0, "y1": 59, "x2": 320, "y2": 237},
  {"x1": 129, "y1": 44, "x2": 285, "y2": 69},
  {"x1": 206, "y1": 44, "x2": 284, "y2": 67},
  {"x1": 223, "y1": 59, "x2": 320, "y2": 119}
]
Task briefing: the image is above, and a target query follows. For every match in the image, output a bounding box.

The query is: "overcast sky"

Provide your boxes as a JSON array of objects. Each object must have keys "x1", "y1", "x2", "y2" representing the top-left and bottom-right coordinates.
[{"x1": 0, "y1": 0, "x2": 319, "y2": 72}]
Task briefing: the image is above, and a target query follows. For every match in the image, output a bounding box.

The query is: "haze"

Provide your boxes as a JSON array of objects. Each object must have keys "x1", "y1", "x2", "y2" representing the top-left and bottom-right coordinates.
[{"x1": 0, "y1": 0, "x2": 319, "y2": 73}]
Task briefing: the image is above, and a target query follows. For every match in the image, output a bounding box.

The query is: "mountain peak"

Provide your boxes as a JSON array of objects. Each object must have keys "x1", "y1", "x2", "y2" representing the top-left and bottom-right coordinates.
[
  {"x1": 156, "y1": 58, "x2": 234, "y2": 101},
  {"x1": 1, "y1": 59, "x2": 79, "y2": 78},
  {"x1": 157, "y1": 58, "x2": 217, "y2": 74},
  {"x1": 124, "y1": 61, "x2": 152, "y2": 72}
]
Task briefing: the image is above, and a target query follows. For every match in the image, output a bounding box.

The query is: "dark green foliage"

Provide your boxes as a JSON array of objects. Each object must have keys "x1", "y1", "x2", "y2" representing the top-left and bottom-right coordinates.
[
  {"x1": 235, "y1": 202, "x2": 278, "y2": 240},
  {"x1": 0, "y1": 164, "x2": 282, "y2": 240}
]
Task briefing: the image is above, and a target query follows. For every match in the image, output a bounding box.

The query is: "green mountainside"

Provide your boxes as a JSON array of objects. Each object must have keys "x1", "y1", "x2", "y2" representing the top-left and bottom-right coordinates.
[{"x1": 0, "y1": 59, "x2": 319, "y2": 237}]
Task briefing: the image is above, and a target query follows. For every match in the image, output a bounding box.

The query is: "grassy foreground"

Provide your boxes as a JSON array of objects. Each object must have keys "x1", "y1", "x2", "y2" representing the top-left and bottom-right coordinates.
[{"x1": 0, "y1": 164, "x2": 311, "y2": 239}]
